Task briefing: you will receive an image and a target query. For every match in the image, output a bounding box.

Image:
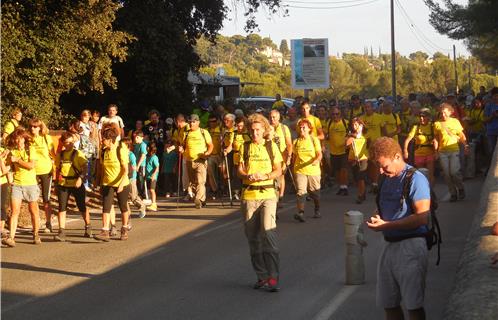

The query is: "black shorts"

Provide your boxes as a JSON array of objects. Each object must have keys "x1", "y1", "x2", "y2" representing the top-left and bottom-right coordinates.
[
  {"x1": 351, "y1": 160, "x2": 368, "y2": 182},
  {"x1": 37, "y1": 173, "x2": 52, "y2": 203},
  {"x1": 102, "y1": 184, "x2": 130, "y2": 213},
  {"x1": 146, "y1": 178, "x2": 157, "y2": 190},
  {"x1": 330, "y1": 154, "x2": 348, "y2": 173},
  {"x1": 57, "y1": 185, "x2": 86, "y2": 212}
]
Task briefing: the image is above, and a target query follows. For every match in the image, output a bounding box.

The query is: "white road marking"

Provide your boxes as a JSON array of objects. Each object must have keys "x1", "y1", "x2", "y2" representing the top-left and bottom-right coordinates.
[{"x1": 313, "y1": 285, "x2": 359, "y2": 320}]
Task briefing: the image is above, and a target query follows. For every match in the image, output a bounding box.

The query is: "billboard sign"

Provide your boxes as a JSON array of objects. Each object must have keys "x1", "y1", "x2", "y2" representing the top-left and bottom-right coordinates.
[{"x1": 291, "y1": 38, "x2": 330, "y2": 89}]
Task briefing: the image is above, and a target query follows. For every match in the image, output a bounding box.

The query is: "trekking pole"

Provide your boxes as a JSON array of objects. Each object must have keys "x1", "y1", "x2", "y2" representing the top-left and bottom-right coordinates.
[
  {"x1": 176, "y1": 152, "x2": 182, "y2": 209},
  {"x1": 286, "y1": 166, "x2": 297, "y2": 192},
  {"x1": 224, "y1": 153, "x2": 233, "y2": 207},
  {"x1": 143, "y1": 166, "x2": 152, "y2": 205}
]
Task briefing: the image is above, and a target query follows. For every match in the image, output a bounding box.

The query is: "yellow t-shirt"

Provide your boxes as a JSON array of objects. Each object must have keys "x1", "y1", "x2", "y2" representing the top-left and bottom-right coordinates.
[
  {"x1": 172, "y1": 124, "x2": 189, "y2": 146},
  {"x1": 293, "y1": 136, "x2": 321, "y2": 176},
  {"x1": 32, "y1": 135, "x2": 54, "y2": 175},
  {"x1": 468, "y1": 108, "x2": 485, "y2": 133},
  {"x1": 348, "y1": 136, "x2": 369, "y2": 161},
  {"x1": 239, "y1": 141, "x2": 282, "y2": 201},
  {"x1": 401, "y1": 111, "x2": 419, "y2": 136},
  {"x1": 56, "y1": 149, "x2": 88, "y2": 187},
  {"x1": 326, "y1": 119, "x2": 348, "y2": 155},
  {"x1": 100, "y1": 143, "x2": 129, "y2": 187},
  {"x1": 3, "y1": 119, "x2": 19, "y2": 137},
  {"x1": 0, "y1": 147, "x2": 9, "y2": 185},
  {"x1": 222, "y1": 127, "x2": 235, "y2": 150},
  {"x1": 272, "y1": 100, "x2": 285, "y2": 110},
  {"x1": 208, "y1": 126, "x2": 222, "y2": 155},
  {"x1": 434, "y1": 118, "x2": 463, "y2": 153},
  {"x1": 11, "y1": 147, "x2": 37, "y2": 186},
  {"x1": 233, "y1": 131, "x2": 251, "y2": 165},
  {"x1": 273, "y1": 123, "x2": 291, "y2": 154},
  {"x1": 361, "y1": 113, "x2": 383, "y2": 142},
  {"x1": 408, "y1": 123, "x2": 435, "y2": 156},
  {"x1": 184, "y1": 128, "x2": 212, "y2": 161},
  {"x1": 381, "y1": 113, "x2": 401, "y2": 141},
  {"x1": 297, "y1": 115, "x2": 322, "y2": 138}
]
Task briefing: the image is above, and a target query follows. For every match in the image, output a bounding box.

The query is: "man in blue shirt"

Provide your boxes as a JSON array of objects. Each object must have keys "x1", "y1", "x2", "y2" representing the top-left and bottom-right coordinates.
[
  {"x1": 367, "y1": 137, "x2": 431, "y2": 320},
  {"x1": 133, "y1": 131, "x2": 148, "y2": 197},
  {"x1": 484, "y1": 87, "x2": 498, "y2": 157}
]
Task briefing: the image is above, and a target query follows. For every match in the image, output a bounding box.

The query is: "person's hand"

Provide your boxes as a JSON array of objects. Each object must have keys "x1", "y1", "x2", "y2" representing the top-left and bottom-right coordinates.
[
  {"x1": 178, "y1": 146, "x2": 184, "y2": 153},
  {"x1": 117, "y1": 184, "x2": 124, "y2": 193},
  {"x1": 75, "y1": 177, "x2": 83, "y2": 188},
  {"x1": 10, "y1": 155, "x2": 19, "y2": 163},
  {"x1": 366, "y1": 215, "x2": 388, "y2": 231},
  {"x1": 464, "y1": 144, "x2": 470, "y2": 156}
]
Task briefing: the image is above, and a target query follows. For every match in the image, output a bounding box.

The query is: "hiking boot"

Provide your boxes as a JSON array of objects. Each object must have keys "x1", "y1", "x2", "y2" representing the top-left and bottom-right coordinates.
[
  {"x1": 458, "y1": 189, "x2": 466, "y2": 200},
  {"x1": 54, "y1": 229, "x2": 66, "y2": 242},
  {"x1": 33, "y1": 233, "x2": 42, "y2": 245},
  {"x1": 449, "y1": 194, "x2": 458, "y2": 202},
  {"x1": 194, "y1": 199, "x2": 202, "y2": 209},
  {"x1": 110, "y1": 224, "x2": 118, "y2": 236},
  {"x1": 44, "y1": 221, "x2": 53, "y2": 233},
  {"x1": 313, "y1": 210, "x2": 321, "y2": 219},
  {"x1": 2, "y1": 237, "x2": 15, "y2": 247},
  {"x1": 94, "y1": 230, "x2": 110, "y2": 242},
  {"x1": 253, "y1": 279, "x2": 268, "y2": 290},
  {"x1": 84, "y1": 225, "x2": 93, "y2": 238},
  {"x1": 266, "y1": 277, "x2": 280, "y2": 292},
  {"x1": 294, "y1": 212, "x2": 306, "y2": 223},
  {"x1": 120, "y1": 227, "x2": 129, "y2": 241},
  {"x1": 147, "y1": 203, "x2": 157, "y2": 212},
  {"x1": 356, "y1": 194, "x2": 366, "y2": 204}
]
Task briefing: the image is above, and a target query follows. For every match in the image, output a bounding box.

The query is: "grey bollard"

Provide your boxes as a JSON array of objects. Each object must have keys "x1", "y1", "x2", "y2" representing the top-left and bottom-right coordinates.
[{"x1": 344, "y1": 210, "x2": 368, "y2": 285}]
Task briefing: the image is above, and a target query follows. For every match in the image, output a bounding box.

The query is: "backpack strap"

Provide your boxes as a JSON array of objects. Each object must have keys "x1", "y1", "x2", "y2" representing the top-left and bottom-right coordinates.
[
  {"x1": 243, "y1": 141, "x2": 251, "y2": 166},
  {"x1": 341, "y1": 118, "x2": 349, "y2": 136}
]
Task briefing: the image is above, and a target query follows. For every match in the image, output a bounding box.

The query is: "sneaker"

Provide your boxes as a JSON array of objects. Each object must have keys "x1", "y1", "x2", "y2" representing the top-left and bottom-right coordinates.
[
  {"x1": 313, "y1": 210, "x2": 321, "y2": 219},
  {"x1": 44, "y1": 221, "x2": 53, "y2": 233},
  {"x1": 85, "y1": 185, "x2": 92, "y2": 192},
  {"x1": 234, "y1": 193, "x2": 240, "y2": 200},
  {"x1": 84, "y1": 225, "x2": 93, "y2": 238},
  {"x1": 94, "y1": 230, "x2": 110, "y2": 242},
  {"x1": 54, "y1": 229, "x2": 66, "y2": 242},
  {"x1": 458, "y1": 189, "x2": 466, "y2": 200},
  {"x1": 449, "y1": 194, "x2": 458, "y2": 202},
  {"x1": 294, "y1": 212, "x2": 306, "y2": 223},
  {"x1": 210, "y1": 192, "x2": 216, "y2": 200},
  {"x1": 266, "y1": 277, "x2": 280, "y2": 292},
  {"x1": 120, "y1": 227, "x2": 129, "y2": 241},
  {"x1": 139, "y1": 203, "x2": 147, "y2": 218},
  {"x1": 110, "y1": 224, "x2": 118, "y2": 236},
  {"x1": 147, "y1": 203, "x2": 157, "y2": 212},
  {"x1": 2, "y1": 237, "x2": 15, "y2": 247},
  {"x1": 33, "y1": 234, "x2": 42, "y2": 245},
  {"x1": 194, "y1": 198, "x2": 202, "y2": 209},
  {"x1": 253, "y1": 279, "x2": 268, "y2": 290}
]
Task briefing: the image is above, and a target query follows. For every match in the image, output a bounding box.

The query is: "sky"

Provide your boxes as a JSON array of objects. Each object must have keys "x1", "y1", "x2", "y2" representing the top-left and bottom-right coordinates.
[{"x1": 220, "y1": 0, "x2": 470, "y2": 57}]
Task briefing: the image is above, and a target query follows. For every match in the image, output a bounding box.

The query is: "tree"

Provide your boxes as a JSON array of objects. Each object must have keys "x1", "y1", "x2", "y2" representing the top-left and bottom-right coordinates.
[
  {"x1": 1, "y1": 0, "x2": 132, "y2": 127},
  {"x1": 279, "y1": 39, "x2": 289, "y2": 56},
  {"x1": 425, "y1": 0, "x2": 498, "y2": 68}
]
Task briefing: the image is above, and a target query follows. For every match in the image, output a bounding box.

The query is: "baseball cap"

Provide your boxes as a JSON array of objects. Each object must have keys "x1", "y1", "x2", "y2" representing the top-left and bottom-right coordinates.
[
  {"x1": 165, "y1": 117, "x2": 174, "y2": 125},
  {"x1": 419, "y1": 108, "x2": 431, "y2": 116},
  {"x1": 188, "y1": 114, "x2": 200, "y2": 122}
]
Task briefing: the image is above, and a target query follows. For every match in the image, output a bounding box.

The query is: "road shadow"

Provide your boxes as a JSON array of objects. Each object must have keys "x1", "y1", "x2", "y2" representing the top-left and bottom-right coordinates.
[{"x1": 1, "y1": 262, "x2": 94, "y2": 279}]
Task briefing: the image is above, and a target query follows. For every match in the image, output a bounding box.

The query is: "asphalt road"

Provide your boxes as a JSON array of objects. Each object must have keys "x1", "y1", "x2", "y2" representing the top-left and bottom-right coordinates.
[{"x1": 1, "y1": 177, "x2": 482, "y2": 320}]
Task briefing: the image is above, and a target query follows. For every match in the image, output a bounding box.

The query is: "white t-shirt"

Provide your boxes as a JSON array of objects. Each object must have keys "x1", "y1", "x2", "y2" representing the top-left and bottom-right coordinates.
[{"x1": 98, "y1": 115, "x2": 125, "y2": 130}]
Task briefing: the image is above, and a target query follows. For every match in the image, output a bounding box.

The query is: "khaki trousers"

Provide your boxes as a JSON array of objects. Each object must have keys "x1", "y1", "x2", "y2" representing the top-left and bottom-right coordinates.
[
  {"x1": 242, "y1": 198, "x2": 279, "y2": 280},
  {"x1": 186, "y1": 159, "x2": 207, "y2": 202}
]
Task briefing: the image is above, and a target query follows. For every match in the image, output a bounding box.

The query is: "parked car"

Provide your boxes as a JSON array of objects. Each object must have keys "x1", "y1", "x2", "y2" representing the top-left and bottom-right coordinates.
[{"x1": 235, "y1": 96, "x2": 295, "y2": 113}]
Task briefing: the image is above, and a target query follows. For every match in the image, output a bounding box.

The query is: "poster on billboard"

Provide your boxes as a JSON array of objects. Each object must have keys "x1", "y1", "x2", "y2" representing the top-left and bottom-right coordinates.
[{"x1": 291, "y1": 38, "x2": 330, "y2": 89}]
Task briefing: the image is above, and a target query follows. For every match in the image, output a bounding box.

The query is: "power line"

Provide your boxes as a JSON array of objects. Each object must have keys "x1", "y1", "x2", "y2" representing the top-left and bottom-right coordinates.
[
  {"x1": 283, "y1": 0, "x2": 372, "y2": 4},
  {"x1": 395, "y1": 0, "x2": 449, "y2": 53},
  {"x1": 394, "y1": 0, "x2": 434, "y2": 55},
  {"x1": 284, "y1": 0, "x2": 381, "y2": 10}
]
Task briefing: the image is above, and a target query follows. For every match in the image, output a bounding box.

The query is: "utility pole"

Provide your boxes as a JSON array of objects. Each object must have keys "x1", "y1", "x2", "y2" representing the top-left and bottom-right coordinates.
[
  {"x1": 453, "y1": 44, "x2": 459, "y2": 94},
  {"x1": 390, "y1": 0, "x2": 397, "y2": 108}
]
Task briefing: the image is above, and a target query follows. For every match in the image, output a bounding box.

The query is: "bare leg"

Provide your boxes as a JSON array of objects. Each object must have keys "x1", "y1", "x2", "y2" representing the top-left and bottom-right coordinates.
[
  {"x1": 9, "y1": 199, "x2": 22, "y2": 240},
  {"x1": 57, "y1": 211, "x2": 67, "y2": 229},
  {"x1": 28, "y1": 201, "x2": 40, "y2": 235}
]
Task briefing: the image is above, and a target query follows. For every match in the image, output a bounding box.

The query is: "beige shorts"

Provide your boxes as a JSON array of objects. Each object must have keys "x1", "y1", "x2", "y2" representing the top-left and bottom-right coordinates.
[
  {"x1": 295, "y1": 173, "x2": 321, "y2": 196},
  {"x1": 376, "y1": 237, "x2": 428, "y2": 310}
]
